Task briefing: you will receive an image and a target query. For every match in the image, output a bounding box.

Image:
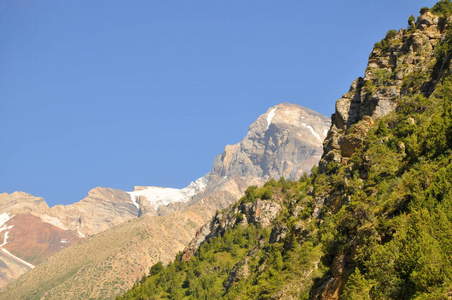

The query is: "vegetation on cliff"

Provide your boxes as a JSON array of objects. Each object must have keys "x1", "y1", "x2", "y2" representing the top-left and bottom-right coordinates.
[
  {"x1": 118, "y1": 2, "x2": 452, "y2": 299},
  {"x1": 117, "y1": 178, "x2": 324, "y2": 299}
]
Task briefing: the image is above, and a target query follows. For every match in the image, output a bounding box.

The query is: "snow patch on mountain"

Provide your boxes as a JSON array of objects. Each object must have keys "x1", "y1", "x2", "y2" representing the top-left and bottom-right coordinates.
[
  {"x1": 130, "y1": 195, "x2": 139, "y2": 209},
  {"x1": 0, "y1": 212, "x2": 12, "y2": 229},
  {"x1": 266, "y1": 107, "x2": 277, "y2": 129},
  {"x1": 0, "y1": 213, "x2": 14, "y2": 247},
  {"x1": 301, "y1": 123, "x2": 322, "y2": 141},
  {"x1": 128, "y1": 175, "x2": 209, "y2": 210},
  {"x1": 40, "y1": 214, "x2": 69, "y2": 231},
  {"x1": 0, "y1": 230, "x2": 12, "y2": 247},
  {"x1": 1, "y1": 248, "x2": 34, "y2": 269}
]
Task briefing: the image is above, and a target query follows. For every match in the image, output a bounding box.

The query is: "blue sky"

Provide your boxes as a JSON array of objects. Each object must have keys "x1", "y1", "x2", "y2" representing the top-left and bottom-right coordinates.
[{"x1": 1, "y1": 0, "x2": 437, "y2": 206}]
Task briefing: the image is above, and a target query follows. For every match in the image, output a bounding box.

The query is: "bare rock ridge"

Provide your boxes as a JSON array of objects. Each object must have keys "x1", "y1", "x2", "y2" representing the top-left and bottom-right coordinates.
[
  {"x1": 210, "y1": 103, "x2": 330, "y2": 181},
  {"x1": 129, "y1": 102, "x2": 330, "y2": 215},
  {"x1": 0, "y1": 103, "x2": 329, "y2": 298}
]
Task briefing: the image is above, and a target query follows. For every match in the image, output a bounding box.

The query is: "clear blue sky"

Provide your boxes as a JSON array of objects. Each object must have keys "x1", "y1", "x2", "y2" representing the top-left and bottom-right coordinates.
[{"x1": 1, "y1": 0, "x2": 437, "y2": 207}]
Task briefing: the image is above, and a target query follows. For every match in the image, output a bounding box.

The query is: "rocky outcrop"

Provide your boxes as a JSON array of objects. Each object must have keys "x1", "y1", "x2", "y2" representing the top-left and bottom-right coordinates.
[
  {"x1": 313, "y1": 254, "x2": 352, "y2": 300},
  {"x1": 320, "y1": 11, "x2": 445, "y2": 174},
  {"x1": 50, "y1": 187, "x2": 140, "y2": 236},
  {"x1": 225, "y1": 258, "x2": 250, "y2": 290},
  {"x1": 181, "y1": 198, "x2": 282, "y2": 261}
]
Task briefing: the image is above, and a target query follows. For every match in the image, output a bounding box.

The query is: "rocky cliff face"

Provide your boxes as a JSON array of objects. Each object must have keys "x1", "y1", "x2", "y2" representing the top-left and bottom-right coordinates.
[
  {"x1": 212, "y1": 103, "x2": 330, "y2": 181},
  {"x1": 0, "y1": 103, "x2": 329, "y2": 298},
  {"x1": 320, "y1": 11, "x2": 444, "y2": 174},
  {"x1": 313, "y1": 10, "x2": 452, "y2": 299},
  {"x1": 181, "y1": 197, "x2": 283, "y2": 262},
  {"x1": 51, "y1": 187, "x2": 140, "y2": 236}
]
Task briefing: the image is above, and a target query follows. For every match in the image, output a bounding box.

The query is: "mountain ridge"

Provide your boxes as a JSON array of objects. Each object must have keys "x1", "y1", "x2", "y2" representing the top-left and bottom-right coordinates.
[{"x1": 0, "y1": 102, "x2": 330, "y2": 298}]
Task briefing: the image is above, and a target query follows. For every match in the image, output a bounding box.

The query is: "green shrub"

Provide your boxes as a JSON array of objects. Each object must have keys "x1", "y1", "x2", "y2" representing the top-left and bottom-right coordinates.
[
  {"x1": 431, "y1": 0, "x2": 452, "y2": 16},
  {"x1": 385, "y1": 29, "x2": 397, "y2": 40},
  {"x1": 420, "y1": 7, "x2": 430, "y2": 14},
  {"x1": 408, "y1": 14, "x2": 415, "y2": 28}
]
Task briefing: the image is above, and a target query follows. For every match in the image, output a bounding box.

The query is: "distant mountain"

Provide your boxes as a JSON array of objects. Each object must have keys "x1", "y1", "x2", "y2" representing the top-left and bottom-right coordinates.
[{"x1": 0, "y1": 103, "x2": 330, "y2": 298}]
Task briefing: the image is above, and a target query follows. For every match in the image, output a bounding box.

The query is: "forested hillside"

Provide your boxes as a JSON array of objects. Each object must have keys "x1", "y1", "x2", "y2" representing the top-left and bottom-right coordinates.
[{"x1": 117, "y1": 1, "x2": 452, "y2": 299}]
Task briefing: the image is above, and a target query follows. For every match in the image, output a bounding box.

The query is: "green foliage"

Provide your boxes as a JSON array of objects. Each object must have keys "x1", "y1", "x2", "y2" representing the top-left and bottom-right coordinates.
[
  {"x1": 117, "y1": 180, "x2": 323, "y2": 299},
  {"x1": 316, "y1": 68, "x2": 452, "y2": 299},
  {"x1": 374, "y1": 68, "x2": 392, "y2": 86},
  {"x1": 385, "y1": 29, "x2": 397, "y2": 40},
  {"x1": 240, "y1": 185, "x2": 274, "y2": 204},
  {"x1": 431, "y1": 0, "x2": 452, "y2": 16},
  {"x1": 401, "y1": 70, "x2": 429, "y2": 93},
  {"x1": 363, "y1": 79, "x2": 376, "y2": 94},
  {"x1": 375, "y1": 120, "x2": 389, "y2": 137},
  {"x1": 149, "y1": 261, "x2": 164, "y2": 276},
  {"x1": 420, "y1": 7, "x2": 430, "y2": 14},
  {"x1": 408, "y1": 14, "x2": 416, "y2": 27},
  {"x1": 374, "y1": 40, "x2": 388, "y2": 51},
  {"x1": 374, "y1": 30, "x2": 400, "y2": 51},
  {"x1": 342, "y1": 268, "x2": 372, "y2": 299}
]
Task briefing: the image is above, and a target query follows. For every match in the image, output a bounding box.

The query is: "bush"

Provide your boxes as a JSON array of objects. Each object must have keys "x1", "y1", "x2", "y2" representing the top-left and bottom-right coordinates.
[
  {"x1": 408, "y1": 14, "x2": 415, "y2": 28},
  {"x1": 385, "y1": 29, "x2": 397, "y2": 40},
  {"x1": 420, "y1": 7, "x2": 430, "y2": 14},
  {"x1": 431, "y1": 0, "x2": 452, "y2": 16},
  {"x1": 149, "y1": 261, "x2": 164, "y2": 276}
]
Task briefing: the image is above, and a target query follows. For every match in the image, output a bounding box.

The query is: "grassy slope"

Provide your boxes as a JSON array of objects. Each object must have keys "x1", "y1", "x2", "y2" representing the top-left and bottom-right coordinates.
[{"x1": 0, "y1": 212, "x2": 203, "y2": 300}]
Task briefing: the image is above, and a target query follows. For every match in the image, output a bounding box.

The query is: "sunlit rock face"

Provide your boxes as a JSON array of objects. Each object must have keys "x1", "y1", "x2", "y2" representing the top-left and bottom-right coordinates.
[{"x1": 211, "y1": 103, "x2": 331, "y2": 181}]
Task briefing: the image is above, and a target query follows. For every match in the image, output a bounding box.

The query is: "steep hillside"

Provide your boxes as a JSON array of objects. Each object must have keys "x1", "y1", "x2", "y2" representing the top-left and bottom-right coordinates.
[
  {"x1": 117, "y1": 2, "x2": 452, "y2": 299},
  {"x1": 119, "y1": 179, "x2": 321, "y2": 300},
  {"x1": 0, "y1": 103, "x2": 329, "y2": 299}
]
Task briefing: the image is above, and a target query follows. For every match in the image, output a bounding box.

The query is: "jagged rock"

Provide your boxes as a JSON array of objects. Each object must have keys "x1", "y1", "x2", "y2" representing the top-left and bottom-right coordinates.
[
  {"x1": 320, "y1": 12, "x2": 452, "y2": 175},
  {"x1": 312, "y1": 9, "x2": 452, "y2": 300},
  {"x1": 51, "y1": 187, "x2": 140, "y2": 236},
  {"x1": 269, "y1": 223, "x2": 288, "y2": 243},
  {"x1": 181, "y1": 199, "x2": 282, "y2": 261},
  {"x1": 211, "y1": 103, "x2": 330, "y2": 181},
  {"x1": 225, "y1": 258, "x2": 250, "y2": 290},
  {"x1": 340, "y1": 116, "x2": 374, "y2": 158},
  {"x1": 417, "y1": 11, "x2": 440, "y2": 27},
  {"x1": 313, "y1": 254, "x2": 353, "y2": 300}
]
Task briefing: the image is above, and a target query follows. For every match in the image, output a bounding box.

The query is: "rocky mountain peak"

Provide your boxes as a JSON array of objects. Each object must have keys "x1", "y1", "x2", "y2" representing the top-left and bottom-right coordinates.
[
  {"x1": 0, "y1": 192, "x2": 50, "y2": 215},
  {"x1": 211, "y1": 103, "x2": 331, "y2": 181}
]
